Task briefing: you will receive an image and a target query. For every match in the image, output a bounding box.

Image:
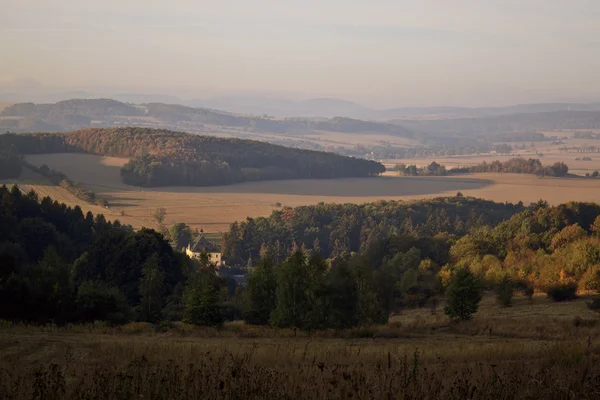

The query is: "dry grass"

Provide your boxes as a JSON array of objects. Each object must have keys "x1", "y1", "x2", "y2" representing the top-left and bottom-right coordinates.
[
  {"x1": 384, "y1": 136, "x2": 600, "y2": 175},
  {"x1": 19, "y1": 148, "x2": 600, "y2": 233},
  {"x1": 2, "y1": 294, "x2": 600, "y2": 399},
  {"x1": 23, "y1": 154, "x2": 490, "y2": 232}
]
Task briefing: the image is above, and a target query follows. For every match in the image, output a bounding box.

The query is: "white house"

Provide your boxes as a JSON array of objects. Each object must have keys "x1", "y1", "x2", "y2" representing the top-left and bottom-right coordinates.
[{"x1": 185, "y1": 233, "x2": 224, "y2": 266}]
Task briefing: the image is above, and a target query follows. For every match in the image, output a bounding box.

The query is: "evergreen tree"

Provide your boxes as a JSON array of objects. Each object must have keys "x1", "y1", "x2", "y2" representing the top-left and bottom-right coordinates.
[
  {"x1": 444, "y1": 268, "x2": 482, "y2": 321},
  {"x1": 243, "y1": 256, "x2": 277, "y2": 325},
  {"x1": 183, "y1": 269, "x2": 223, "y2": 327},
  {"x1": 138, "y1": 255, "x2": 164, "y2": 323}
]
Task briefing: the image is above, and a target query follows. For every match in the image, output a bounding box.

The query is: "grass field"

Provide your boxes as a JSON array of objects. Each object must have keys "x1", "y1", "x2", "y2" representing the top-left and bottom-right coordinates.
[
  {"x1": 23, "y1": 154, "x2": 492, "y2": 232},
  {"x1": 2, "y1": 293, "x2": 600, "y2": 399},
  {"x1": 15, "y1": 152, "x2": 600, "y2": 233},
  {"x1": 384, "y1": 135, "x2": 600, "y2": 176}
]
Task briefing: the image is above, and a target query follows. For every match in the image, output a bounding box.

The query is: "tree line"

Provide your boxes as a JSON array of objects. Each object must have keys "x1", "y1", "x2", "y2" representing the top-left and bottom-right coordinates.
[
  {"x1": 222, "y1": 196, "x2": 525, "y2": 266},
  {"x1": 3, "y1": 185, "x2": 600, "y2": 328},
  {"x1": 241, "y1": 200, "x2": 600, "y2": 323},
  {"x1": 0, "y1": 185, "x2": 237, "y2": 326},
  {"x1": 449, "y1": 158, "x2": 569, "y2": 177},
  {"x1": 393, "y1": 161, "x2": 447, "y2": 176},
  {"x1": 0, "y1": 128, "x2": 386, "y2": 187}
]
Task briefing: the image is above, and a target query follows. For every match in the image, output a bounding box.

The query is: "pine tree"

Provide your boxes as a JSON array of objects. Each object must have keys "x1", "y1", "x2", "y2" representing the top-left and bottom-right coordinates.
[
  {"x1": 243, "y1": 256, "x2": 277, "y2": 325},
  {"x1": 183, "y1": 269, "x2": 223, "y2": 327},
  {"x1": 444, "y1": 268, "x2": 482, "y2": 321},
  {"x1": 138, "y1": 255, "x2": 164, "y2": 323}
]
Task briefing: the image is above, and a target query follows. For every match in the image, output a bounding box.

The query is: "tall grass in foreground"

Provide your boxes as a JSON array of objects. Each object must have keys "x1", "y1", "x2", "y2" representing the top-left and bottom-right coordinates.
[
  {"x1": 2, "y1": 294, "x2": 600, "y2": 399},
  {"x1": 1, "y1": 338, "x2": 599, "y2": 399}
]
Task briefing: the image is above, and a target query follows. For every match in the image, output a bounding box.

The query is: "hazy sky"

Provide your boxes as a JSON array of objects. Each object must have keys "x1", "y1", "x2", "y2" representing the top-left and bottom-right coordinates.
[{"x1": 2, "y1": 0, "x2": 600, "y2": 107}]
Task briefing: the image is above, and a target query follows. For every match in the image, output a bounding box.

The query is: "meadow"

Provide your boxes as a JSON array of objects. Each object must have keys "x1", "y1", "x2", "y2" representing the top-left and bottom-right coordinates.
[
  {"x1": 1, "y1": 294, "x2": 599, "y2": 399},
  {"x1": 6, "y1": 151, "x2": 597, "y2": 233},
  {"x1": 22, "y1": 153, "x2": 491, "y2": 232},
  {"x1": 384, "y1": 132, "x2": 600, "y2": 176}
]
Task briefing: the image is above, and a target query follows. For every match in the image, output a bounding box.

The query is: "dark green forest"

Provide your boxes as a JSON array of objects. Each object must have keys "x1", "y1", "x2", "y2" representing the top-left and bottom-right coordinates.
[
  {"x1": 3, "y1": 185, "x2": 600, "y2": 328},
  {"x1": 0, "y1": 128, "x2": 385, "y2": 186},
  {"x1": 222, "y1": 197, "x2": 525, "y2": 265},
  {"x1": 0, "y1": 184, "x2": 238, "y2": 326}
]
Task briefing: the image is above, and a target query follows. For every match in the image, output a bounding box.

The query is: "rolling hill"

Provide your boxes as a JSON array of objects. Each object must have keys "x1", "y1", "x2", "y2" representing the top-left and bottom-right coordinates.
[{"x1": 1, "y1": 127, "x2": 386, "y2": 187}]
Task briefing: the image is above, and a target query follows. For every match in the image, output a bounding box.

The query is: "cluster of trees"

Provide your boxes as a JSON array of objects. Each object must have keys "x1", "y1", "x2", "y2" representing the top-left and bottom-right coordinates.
[
  {"x1": 24, "y1": 162, "x2": 106, "y2": 206},
  {"x1": 0, "y1": 185, "x2": 238, "y2": 326},
  {"x1": 244, "y1": 250, "x2": 386, "y2": 330},
  {"x1": 0, "y1": 128, "x2": 386, "y2": 187},
  {"x1": 5, "y1": 183, "x2": 600, "y2": 327},
  {"x1": 448, "y1": 201, "x2": 600, "y2": 297},
  {"x1": 0, "y1": 147, "x2": 22, "y2": 179},
  {"x1": 393, "y1": 162, "x2": 447, "y2": 177},
  {"x1": 222, "y1": 197, "x2": 524, "y2": 266},
  {"x1": 244, "y1": 200, "x2": 600, "y2": 321},
  {"x1": 450, "y1": 158, "x2": 569, "y2": 177}
]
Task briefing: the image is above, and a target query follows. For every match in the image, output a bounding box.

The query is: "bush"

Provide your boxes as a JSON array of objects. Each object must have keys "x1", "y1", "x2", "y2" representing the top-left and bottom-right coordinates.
[
  {"x1": 444, "y1": 268, "x2": 482, "y2": 321},
  {"x1": 586, "y1": 297, "x2": 600, "y2": 312},
  {"x1": 76, "y1": 281, "x2": 132, "y2": 325},
  {"x1": 495, "y1": 276, "x2": 513, "y2": 307},
  {"x1": 524, "y1": 286, "x2": 534, "y2": 303},
  {"x1": 546, "y1": 283, "x2": 578, "y2": 302}
]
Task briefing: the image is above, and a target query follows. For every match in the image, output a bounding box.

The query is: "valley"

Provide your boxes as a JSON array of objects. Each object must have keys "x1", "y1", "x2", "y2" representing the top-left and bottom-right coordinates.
[{"x1": 14, "y1": 151, "x2": 600, "y2": 234}]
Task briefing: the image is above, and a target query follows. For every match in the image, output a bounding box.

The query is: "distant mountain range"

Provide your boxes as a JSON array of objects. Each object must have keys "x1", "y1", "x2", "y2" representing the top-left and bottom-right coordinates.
[
  {"x1": 4, "y1": 98, "x2": 600, "y2": 145},
  {"x1": 2, "y1": 89, "x2": 600, "y2": 120},
  {"x1": 0, "y1": 99, "x2": 414, "y2": 138}
]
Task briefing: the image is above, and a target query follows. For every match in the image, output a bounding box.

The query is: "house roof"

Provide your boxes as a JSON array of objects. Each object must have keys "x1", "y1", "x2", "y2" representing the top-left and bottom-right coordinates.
[{"x1": 190, "y1": 234, "x2": 220, "y2": 253}]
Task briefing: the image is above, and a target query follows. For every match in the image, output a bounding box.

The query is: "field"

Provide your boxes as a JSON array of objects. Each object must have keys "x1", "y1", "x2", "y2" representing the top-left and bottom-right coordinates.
[
  {"x1": 2, "y1": 293, "x2": 600, "y2": 399},
  {"x1": 14, "y1": 152, "x2": 600, "y2": 233},
  {"x1": 22, "y1": 153, "x2": 492, "y2": 232},
  {"x1": 384, "y1": 133, "x2": 600, "y2": 176}
]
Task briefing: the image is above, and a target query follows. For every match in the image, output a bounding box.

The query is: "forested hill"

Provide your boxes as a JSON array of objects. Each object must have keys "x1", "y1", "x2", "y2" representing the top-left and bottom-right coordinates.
[
  {"x1": 222, "y1": 196, "x2": 526, "y2": 265},
  {"x1": 0, "y1": 127, "x2": 386, "y2": 186},
  {"x1": 0, "y1": 99, "x2": 415, "y2": 138}
]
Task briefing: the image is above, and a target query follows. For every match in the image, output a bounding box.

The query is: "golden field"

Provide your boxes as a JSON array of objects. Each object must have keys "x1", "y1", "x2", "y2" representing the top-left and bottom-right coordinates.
[
  {"x1": 7, "y1": 152, "x2": 599, "y2": 233},
  {"x1": 1, "y1": 293, "x2": 600, "y2": 399}
]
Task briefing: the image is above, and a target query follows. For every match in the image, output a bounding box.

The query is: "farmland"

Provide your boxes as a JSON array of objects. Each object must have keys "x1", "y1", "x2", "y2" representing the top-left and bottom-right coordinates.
[
  {"x1": 1, "y1": 293, "x2": 599, "y2": 399},
  {"x1": 384, "y1": 131, "x2": 600, "y2": 176},
  {"x1": 14, "y1": 152, "x2": 600, "y2": 233}
]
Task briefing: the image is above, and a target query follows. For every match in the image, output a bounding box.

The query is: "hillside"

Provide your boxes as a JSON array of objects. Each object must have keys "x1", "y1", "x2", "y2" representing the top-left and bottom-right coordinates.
[
  {"x1": 0, "y1": 127, "x2": 386, "y2": 187},
  {"x1": 0, "y1": 99, "x2": 414, "y2": 139},
  {"x1": 395, "y1": 110, "x2": 600, "y2": 138}
]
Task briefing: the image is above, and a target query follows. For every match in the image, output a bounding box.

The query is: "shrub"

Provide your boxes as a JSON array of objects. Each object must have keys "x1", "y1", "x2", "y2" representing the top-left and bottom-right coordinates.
[
  {"x1": 586, "y1": 296, "x2": 600, "y2": 312},
  {"x1": 495, "y1": 276, "x2": 513, "y2": 307},
  {"x1": 546, "y1": 283, "x2": 578, "y2": 302},
  {"x1": 524, "y1": 286, "x2": 534, "y2": 303},
  {"x1": 444, "y1": 268, "x2": 482, "y2": 321},
  {"x1": 75, "y1": 281, "x2": 132, "y2": 325}
]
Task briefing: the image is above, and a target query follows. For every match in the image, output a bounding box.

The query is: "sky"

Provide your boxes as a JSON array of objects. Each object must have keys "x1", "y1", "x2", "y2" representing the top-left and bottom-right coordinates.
[{"x1": 2, "y1": 0, "x2": 600, "y2": 107}]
